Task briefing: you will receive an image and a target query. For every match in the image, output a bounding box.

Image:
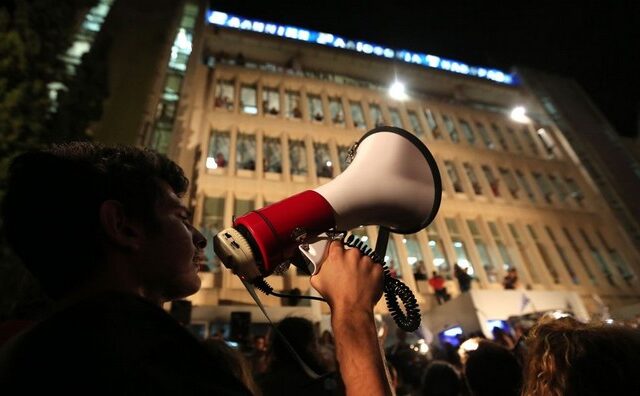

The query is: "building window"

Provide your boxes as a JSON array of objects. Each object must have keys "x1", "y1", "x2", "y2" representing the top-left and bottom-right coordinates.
[
  {"x1": 308, "y1": 94, "x2": 324, "y2": 122},
  {"x1": 515, "y1": 170, "x2": 536, "y2": 203},
  {"x1": 214, "y1": 80, "x2": 234, "y2": 110},
  {"x1": 546, "y1": 227, "x2": 579, "y2": 284},
  {"x1": 234, "y1": 198, "x2": 255, "y2": 218},
  {"x1": 202, "y1": 196, "x2": 225, "y2": 271},
  {"x1": 564, "y1": 177, "x2": 584, "y2": 206},
  {"x1": 527, "y1": 225, "x2": 560, "y2": 284},
  {"x1": 370, "y1": 103, "x2": 384, "y2": 127},
  {"x1": 521, "y1": 126, "x2": 540, "y2": 156},
  {"x1": 506, "y1": 127, "x2": 524, "y2": 152},
  {"x1": 491, "y1": 124, "x2": 509, "y2": 151},
  {"x1": 467, "y1": 220, "x2": 497, "y2": 282},
  {"x1": 508, "y1": 223, "x2": 541, "y2": 284},
  {"x1": 424, "y1": 108, "x2": 442, "y2": 139},
  {"x1": 488, "y1": 222, "x2": 514, "y2": 271},
  {"x1": 350, "y1": 101, "x2": 366, "y2": 129},
  {"x1": 329, "y1": 97, "x2": 345, "y2": 126},
  {"x1": 481, "y1": 165, "x2": 500, "y2": 197},
  {"x1": 596, "y1": 231, "x2": 634, "y2": 284},
  {"x1": 579, "y1": 229, "x2": 615, "y2": 286},
  {"x1": 337, "y1": 145, "x2": 350, "y2": 172},
  {"x1": 389, "y1": 108, "x2": 404, "y2": 128},
  {"x1": 289, "y1": 139, "x2": 308, "y2": 176},
  {"x1": 445, "y1": 161, "x2": 464, "y2": 193},
  {"x1": 206, "y1": 130, "x2": 230, "y2": 170},
  {"x1": 240, "y1": 84, "x2": 257, "y2": 114},
  {"x1": 403, "y1": 234, "x2": 426, "y2": 278},
  {"x1": 475, "y1": 122, "x2": 495, "y2": 149},
  {"x1": 385, "y1": 237, "x2": 402, "y2": 277},
  {"x1": 459, "y1": 119, "x2": 476, "y2": 145},
  {"x1": 263, "y1": 136, "x2": 282, "y2": 173},
  {"x1": 236, "y1": 133, "x2": 256, "y2": 171},
  {"x1": 442, "y1": 115, "x2": 460, "y2": 143},
  {"x1": 407, "y1": 110, "x2": 424, "y2": 137},
  {"x1": 262, "y1": 87, "x2": 280, "y2": 115},
  {"x1": 533, "y1": 173, "x2": 553, "y2": 203},
  {"x1": 285, "y1": 91, "x2": 302, "y2": 119},
  {"x1": 445, "y1": 218, "x2": 475, "y2": 276},
  {"x1": 499, "y1": 167, "x2": 519, "y2": 199},
  {"x1": 562, "y1": 228, "x2": 597, "y2": 285},
  {"x1": 463, "y1": 163, "x2": 482, "y2": 195},
  {"x1": 314, "y1": 142, "x2": 333, "y2": 178},
  {"x1": 427, "y1": 223, "x2": 451, "y2": 277},
  {"x1": 548, "y1": 174, "x2": 568, "y2": 202}
]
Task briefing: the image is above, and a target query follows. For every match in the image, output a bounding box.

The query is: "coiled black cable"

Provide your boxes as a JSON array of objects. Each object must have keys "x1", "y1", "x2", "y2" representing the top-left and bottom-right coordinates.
[{"x1": 252, "y1": 234, "x2": 421, "y2": 332}]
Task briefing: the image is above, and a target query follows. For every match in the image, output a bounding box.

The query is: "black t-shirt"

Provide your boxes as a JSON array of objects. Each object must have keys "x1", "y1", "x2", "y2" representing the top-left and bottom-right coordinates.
[{"x1": 0, "y1": 292, "x2": 251, "y2": 395}]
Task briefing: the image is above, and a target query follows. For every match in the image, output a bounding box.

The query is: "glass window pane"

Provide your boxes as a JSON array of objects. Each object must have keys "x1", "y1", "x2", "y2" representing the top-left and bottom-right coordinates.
[
  {"x1": 424, "y1": 108, "x2": 443, "y2": 140},
  {"x1": 202, "y1": 197, "x2": 225, "y2": 271},
  {"x1": 546, "y1": 227, "x2": 578, "y2": 284},
  {"x1": 596, "y1": 231, "x2": 634, "y2": 283},
  {"x1": 337, "y1": 145, "x2": 350, "y2": 172},
  {"x1": 403, "y1": 235, "x2": 425, "y2": 278},
  {"x1": 527, "y1": 225, "x2": 560, "y2": 283},
  {"x1": 370, "y1": 104, "x2": 384, "y2": 127},
  {"x1": 285, "y1": 91, "x2": 302, "y2": 119},
  {"x1": 488, "y1": 222, "x2": 514, "y2": 271},
  {"x1": 459, "y1": 119, "x2": 476, "y2": 145},
  {"x1": 385, "y1": 238, "x2": 402, "y2": 277},
  {"x1": 427, "y1": 223, "x2": 451, "y2": 278},
  {"x1": 515, "y1": 170, "x2": 536, "y2": 203},
  {"x1": 262, "y1": 87, "x2": 280, "y2": 115},
  {"x1": 445, "y1": 161, "x2": 464, "y2": 193},
  {"x1": 475, "y1": 122, "x2": 495, "y2": 149},
  {"x1": 263, "y1": 136, "x2": 282, "y2": 173},
  {"x1": 467, "y1": 220, "x2": 496, "y2": 282},
  {"x1": 235, "y1": 133, "x2": 256, "y2": 171},
  {"x1": 234, "y1": 198, "x2": 255, "y2": 218},
  {"x1": 506, "y1": 127, "x2": 524, "y2": 152},
  {"x1": 329, "y1": 97, "x2": 345, "y2": 126},
  {"x1": 508, "y1": 223, "x2": 541, "y2": 283},
  {"x1": 491, "y1": 123, "x2": 509, "y2": 151},
  {"x1": 499, "y1": 168, "x2": 519, "y2": 199},
  {"x1": 314, "y1": 142, "x2": 333, "y2": 178},
  {"x1": 463, "y1": 163, "x2": 482, "y2": 195},
  {"x1": 289, "y1": 139, "x2": 308, "y2": 175},
  {"x1": 565, "y1": 177, "x2": 584, "y2": 206},
  {"x1": 389, "y1": 108, "x2": 403, "y2": 128},
  {"x1": 240, "y1": 85, "x2": 257, "y2": 114},
  {"x1": 562, "y1": 228, "x2": 596, "y2": 284},
  {"x1": 580, "y1": 229, "x2": 614, "y2": 286},
  {"x1": 407, "y1": 111, "x2": 423, "y2": 136},
  {"x1": 206, "y1": 130, "x2": 230, "y2": 169},
  {"x1": 442, "y1": 115, "x2": 460, "y2": 143},
  {"x1": 533, "y1": 173, "x2": 553, "y2": 203},
  {"x1": 521, "y1": 126, "x2": 539, "y2": 155},
  {"x1": 549, "y1": 174, "x2": 568, "y2": 201},
  {"x1": 214, "y1": 80, "x2": 234, "y2": 110},
  {"x1": 446, "y1": 218, "x2": 476, "y2": 276},
  {"x1": 308, "y1": 94, "x2": 324, "y2": 122},
  {"x1": 350, "y1": 101, "x2": 366, "y2": 129},
  {"x1": 482, "y1": 165, "x2": 500, "y2": 197}
]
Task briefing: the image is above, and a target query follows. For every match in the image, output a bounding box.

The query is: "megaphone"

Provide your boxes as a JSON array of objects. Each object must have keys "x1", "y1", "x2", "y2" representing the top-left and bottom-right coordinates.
[{"x1": 213, "y1": 126, "x2": 442, "y2": 331}]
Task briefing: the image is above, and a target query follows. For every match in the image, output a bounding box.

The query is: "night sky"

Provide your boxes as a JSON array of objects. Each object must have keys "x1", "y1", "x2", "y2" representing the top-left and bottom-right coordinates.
[{"x1": 209, "y1": 0, "x2": 639, "y2": 138}]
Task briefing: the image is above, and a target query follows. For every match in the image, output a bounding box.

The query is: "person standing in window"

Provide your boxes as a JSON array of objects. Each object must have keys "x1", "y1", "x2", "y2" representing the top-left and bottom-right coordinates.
[
  {"x1": 454, "y1": 263, "x2": 472, "y2": 293},
  {"x1": 503, "y1": 268, "x2": 519, "y2": 290},
  {"x1": 428, "y1": 271, "x2": 449, "y2": 304}
]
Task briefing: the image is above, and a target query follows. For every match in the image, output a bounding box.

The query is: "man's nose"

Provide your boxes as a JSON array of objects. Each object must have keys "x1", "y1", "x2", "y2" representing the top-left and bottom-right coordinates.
[{"x1": 192, "y1": 226, "x2": 207, "y2": 249}]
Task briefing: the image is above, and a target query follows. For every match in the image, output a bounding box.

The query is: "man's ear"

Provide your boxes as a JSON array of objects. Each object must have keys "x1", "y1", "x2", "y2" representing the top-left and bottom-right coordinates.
[{"x1": 99, "y1": 200, "x2": 144, "y2": 250}]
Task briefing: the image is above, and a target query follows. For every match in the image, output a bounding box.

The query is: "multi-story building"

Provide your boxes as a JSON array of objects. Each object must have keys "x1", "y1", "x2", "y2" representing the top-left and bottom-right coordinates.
[{"x1": 87, "y1": 1, "x2": 640, "y2": 335}]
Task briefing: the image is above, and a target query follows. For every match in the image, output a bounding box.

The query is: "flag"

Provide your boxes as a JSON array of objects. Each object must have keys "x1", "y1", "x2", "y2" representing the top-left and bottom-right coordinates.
[{"x1": 520, "y1": 293, "x2": 531, "y2": 313}]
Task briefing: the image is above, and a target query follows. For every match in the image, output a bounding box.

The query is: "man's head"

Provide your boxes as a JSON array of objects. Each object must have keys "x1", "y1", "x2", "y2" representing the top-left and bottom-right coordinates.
[{"x1": 3, "y1": 142, "x2": 206, "y2": 302}]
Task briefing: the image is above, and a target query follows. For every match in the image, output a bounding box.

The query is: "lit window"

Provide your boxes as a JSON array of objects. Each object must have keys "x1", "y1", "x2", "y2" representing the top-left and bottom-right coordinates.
[
  {"x1": 263, "y1": 137, "x2": 282, "y2": 173},
  {"x1": 467, "y1": 220, "x2": 497, "y2": 282},
  {"x1": 442, "y1": 115, "x2": 460, "y2": 143},
  {"x1": 329, "y1": 97, "x2": 345, "y2": 126},
  {"x1": 424, "y1": 108, "x2": 442, "y2": 140},
  {"x1": 427, "y1": 223, "x2": 451, "y2": 277},
  {"x1": 548, "y1": 174, "x2": 568, "y2": 202},
  {"x1": 475, "y1": 122, "x2": 495, "y2": 149},
  {"x1": 505, "y1": 127, "x2": 524, "y2": 152},
  {"x1": 285, "y1": 91, "x2": 302, "y2": 119},
  {"x1": 521, "y1": 126, "x2": 540, "y2": 156},
  {"x1": 445, "y1": 218, "x2": 475, "y2": 276},
  {"x1": 491, "y1": 124, "x2": 509, "y2": 151},
  {"x1": 546, "y1": 227, "x2": 579, "y2": 284},
  {"x1": 206, "y1": 130, "x2": 230, "y2": 170},
  {"x1": 236, "y1": 133, "x2": 256, "y2": 171},
  {"x1": 596, "y1": 231, "x2": 634, "y2": 284},
  {"x1": 488, "y1": 222, "x2": 514, "y2": 271},
  {"x1": 369, "y1": 104, "x2": 384, "y2": 127},
  {"x1": 564, "y1": 177, "x2": 584, "y2": 206},
  {"x1": 202, "y1": 196, "x2": 225, "y2": 271},
  {"x1": 445, "y1": 161, "x2": 464, "y2": 193},
  {"x1": 349, "y1": 101, "x2": 366, "y2": 129},
  {"x1": 389, "y1": 108, "x2": 404, "y2": 128},
  {"x1": 481, "y1": 165, "x2": 501, "y2": 197},
  {"x1": 289, "y1": 139, "x2": 308, "y2": 176},
  {"x1": 562, "y1": 228, "x2": 597, "y2": 285},
  {"x1": 262, "y1": 87, "x2": 280, "y2": 115},
  {"x1": 463, "y1": 163, "x2": 482, "y2": 195},
  {"x1": 533, "y1": 172, "x2": 553, "y2": 204},
  {"x1": 308, "y1": 94, "x2": 324, "y2": 122},
  {"x1": 314, "y1": 142, "x2": 333, "y2": 178},
  {"x1": 214, "y1": 80, "x2": 234, "y2": 110},
  {"x1": 508, "y1": 223, "x2": 541, "y2": 283},
  {"x1": 385, "y1": 237, "x2": 402, "y2": 277},
  {"x1": 498, "y1": 168, "x2": 519, "y2": 199},
  {"x1": 459, "y1": 119, "x2": 476, "y2": 145},
  {"x1": 580, "y1": 229, "x2": 615, "y2": 286},
  {"x1": 515, "y1": 170, "x2": 536, "y2": 203},
  {"x1": 240, "y1": 85, "x2": 258, "y2": 114},
  {"x1": 403, "y1": 234, "x2": 425, "y2": 276},
  {"x1": 407, "y1": 110, "x2": 424, "y2": 137},
  {"x1": 527, "y1": 225, "x2": 560, "y2": 284}
]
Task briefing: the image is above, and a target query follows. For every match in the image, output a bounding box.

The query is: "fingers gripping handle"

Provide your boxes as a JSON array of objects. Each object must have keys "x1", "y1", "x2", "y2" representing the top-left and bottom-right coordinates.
[{"x1": 297, "y1": 233, "x2": 335, "y2": 275}]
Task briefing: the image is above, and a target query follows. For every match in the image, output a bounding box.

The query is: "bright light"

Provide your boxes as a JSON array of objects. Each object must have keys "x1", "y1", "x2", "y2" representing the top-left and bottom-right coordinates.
[
  {"x1": 443, "y1": 327, "x2": 463, "y2": 337},
  {"x1": 243, "y1": 106, "x2": 258, "y2": 114},
  {"x1": 205, "y1": 157, "x2": 218, "y2": 169},
  {"x1": 361, "y1": 236, "x2": 368, "y2": 242},
  {"x1": 408, "y1": 256, "x2": 418, "y2": 265},
  {"x1": 415, "y1": 339, "x2": 430, "y2": 354},
  {"x1": 428, "y1": 240, "x2": 436, "y2": 247},
  {"x1": 605, "y1": 318, "x2": 614, "y2": 324},
  {"x1": 433, "y1": 258, "x2": 445, "y2": 266},
  {"x1": 384, "y1": 255, "x2": 390, "y2": 262},
  {"x1": 454, "y1": 242, "x2": 463, "y2": 248},
  {"x1": 402, "y1": 238, "x2": 407, "y2": 244},
  {"x1": 459, "y1": 337, "x2": 479, "y2": 353},
  {"x1": 550, "y1": 310, "x2": 571, "y2": 320},
  {"x1": 326, "y1": 160, "x2": 332, "y2": 167},
  {"x1": 510, "y1": 106, "x2": 530, "y2": 123},
  {"x1": 388, "y1": 81, "x2": 408, "y2": 101}
]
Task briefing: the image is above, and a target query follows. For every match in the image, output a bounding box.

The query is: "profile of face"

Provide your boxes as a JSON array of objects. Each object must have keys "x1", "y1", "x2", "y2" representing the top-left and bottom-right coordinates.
[{"x1": 135, "y1": 181, "x2": 206, "y2": 302}]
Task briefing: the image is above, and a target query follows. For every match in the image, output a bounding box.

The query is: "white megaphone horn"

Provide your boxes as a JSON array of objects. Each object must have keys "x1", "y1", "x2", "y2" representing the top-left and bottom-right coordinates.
[{"x1": 214, "y1": 126, "x2": 441, "y2": 280}]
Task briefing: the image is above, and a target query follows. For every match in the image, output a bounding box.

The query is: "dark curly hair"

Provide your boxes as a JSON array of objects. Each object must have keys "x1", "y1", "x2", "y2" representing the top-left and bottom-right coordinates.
[{"x1": 2, "y1": 142, "x2": 189, "y2": 299}]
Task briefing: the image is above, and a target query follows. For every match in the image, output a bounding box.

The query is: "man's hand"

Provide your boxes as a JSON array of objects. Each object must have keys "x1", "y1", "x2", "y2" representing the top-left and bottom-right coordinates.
[
  {"x1": 310, "y1": 240, "x2": 384, "y2": 312},
  {"x1": 310, "y1": 240, "x2": 392, "y2": 396}
]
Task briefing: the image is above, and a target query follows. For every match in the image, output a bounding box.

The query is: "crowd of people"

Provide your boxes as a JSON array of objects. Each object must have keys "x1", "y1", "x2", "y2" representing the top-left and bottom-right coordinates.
[{"x1": 0, "y1": 142, "x2": 639, "y2": 395}]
